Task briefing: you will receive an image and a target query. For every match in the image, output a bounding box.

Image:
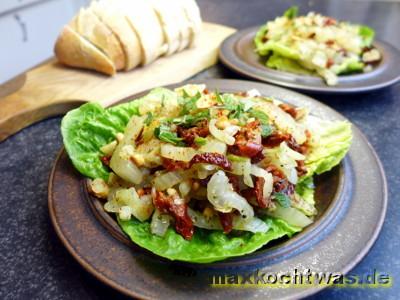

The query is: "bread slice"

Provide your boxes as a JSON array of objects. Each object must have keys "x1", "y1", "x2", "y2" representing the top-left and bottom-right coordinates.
[
  {"x1": 111, "y1": 0, "x2": 166, "y2": 65},
  {"x1": 172, "y1": 0, "x2": 192, "y2": 52},
  {"x1": 54, "y1": 26, "x2": 116, "y2": 75},
  {"x1": 71, "y1": 8, "x2": 125, "y2": 70},
  {"x1": 150, "y1": 0, "x2": 181, "y2": 56},
  {"x1": 178, "y1": 0, "x2": 202, "y2": 47},
  {"x1": 90, "y1": 1, "x2": 142, "y2": 70}
]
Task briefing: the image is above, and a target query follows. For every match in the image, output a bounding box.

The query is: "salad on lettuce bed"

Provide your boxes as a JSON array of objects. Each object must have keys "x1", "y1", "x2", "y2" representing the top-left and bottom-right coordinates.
[
  {"x1": 254, "y1": 6, "x2": 381, "y2": 85},
  {"x1": 61, "y1": 84, "x2": 352, "y2": 263}
]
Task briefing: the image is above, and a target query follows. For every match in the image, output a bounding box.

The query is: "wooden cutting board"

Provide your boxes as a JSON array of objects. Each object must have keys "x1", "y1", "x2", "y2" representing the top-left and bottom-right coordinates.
[{"x1": 0, "y1": 22, "x2": 235, "y2": 141}]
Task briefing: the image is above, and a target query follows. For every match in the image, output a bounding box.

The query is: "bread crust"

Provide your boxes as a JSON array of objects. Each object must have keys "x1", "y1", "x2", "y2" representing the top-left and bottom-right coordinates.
[
  {"x1": 54, "y1": 26, "x2": 116, "y2": 75},
  {"x1": 72, "y1": 8, "x2": 125, "y2": 70}
]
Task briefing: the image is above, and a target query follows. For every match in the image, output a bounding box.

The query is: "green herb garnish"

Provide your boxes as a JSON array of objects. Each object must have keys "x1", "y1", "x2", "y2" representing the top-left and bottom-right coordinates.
[
  {"x1": 144, "y1": 112, "x2": 153, "y2": 126},
  {"x1": 284, "y1": 6, "x2": 298, "y2": 19},
  {"x1": 215, "y1": 90, "x2": 224, "y2": 104},
  {"x1": 261, "y1": 124, "x2": 272, "y2": 137},
  {"x1": 194, "y1": 137, "x2": 207, "y2": 146},
  {"x1": 172, "y1": 110, "x2": 209, "y2": 127},
  {"x1": 220, "y1": 94, "x2": 246, "y2": 120},
  {"x1": 273, "y1": 192, "x2": 291, "y2": 208},
  {"x1": 249, "y1": 109, "x2": 272, "y2": 137},
  {"x1": 179, "y1": 91, "x2": 202, "y2": 116},
  {"x1": 249, "y1": 109, "x2": 269, "y2": 124},
  {"x1": 227, "y1": 154, "x2": 249, "y2": 162},
  {"x1": 154, "y1": 124, "x2": 185, "y2": 146}
]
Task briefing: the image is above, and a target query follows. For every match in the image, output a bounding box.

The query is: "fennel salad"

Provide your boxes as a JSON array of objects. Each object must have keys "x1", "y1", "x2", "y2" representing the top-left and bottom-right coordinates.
[
  {"x1": 254, "y1": 7, "x2": 381, "y2": 86},
  {"x1": 61, "y1": 84, "x2": 352, "y2": 263}
]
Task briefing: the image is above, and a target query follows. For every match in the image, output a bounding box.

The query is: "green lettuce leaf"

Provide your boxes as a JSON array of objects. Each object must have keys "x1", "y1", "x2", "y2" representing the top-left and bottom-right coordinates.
[
  {"x1": 296, "y1": 177, "x2": 315, "y2": 205},
  {"x1": 266, "y1": 53, "x2": 314, "y2": 75},
  {"x1": 256, "y1": 40, "x2": 301, "y2": 59},
  {"x1": 333, "y1": 57, "x2": 364, "y2": 75},
  {"x1": 61, "y1": 88, "x2": 174, "y2": 181},
  {"x1": 303, "y1": 119, "x2": 352, "y2": 179},
  {"x1": 118, "y1": 217, "x2": 300, "y2": 263},
  {"x1": 359, "y1": 25, "x2": 375, "y2": 47},
  {"x1": 254, "y1": 24, "x2": 268, "y2": 51}
]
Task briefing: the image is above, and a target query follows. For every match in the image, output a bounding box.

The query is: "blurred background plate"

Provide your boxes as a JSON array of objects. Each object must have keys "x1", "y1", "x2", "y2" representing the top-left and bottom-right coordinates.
[{"x1": 219, "y1": 27, "x2": 400, "y2": 94}]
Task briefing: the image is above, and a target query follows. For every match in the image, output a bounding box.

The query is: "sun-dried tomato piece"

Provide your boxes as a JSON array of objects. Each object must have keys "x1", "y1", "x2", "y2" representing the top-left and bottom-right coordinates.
[
  {"x1": 262, "y1": 132, "x2": 307, "y2": 154},
  {"x1": 234, "y1": 91, "x2": 248, "y2": 97},
  {"x1": 241, "y1": 177, "x2": 271, "y2": 208},
  {"x1": 262, "y1": 132, "x2": 291, "y2": 148},
  {"x1": 177, "y1": 120, "x2": 209, "y2": 146},
  {"x1": 162, "y1": 158, "x2": 190, "y2": 171},
  {"x1": 255, "y1": 177, "x2": 270, "y2": 208},
  {"x1": 226, "y1": 174, "x2": 240, "y2": 193},
  {"x1": 325, "y1": 40, "x2": 335, "y2": 46},
  {"x1": 265, "y1": 164, "x2": 285, "y2": 179},
  {"x1": 251, "y1": 150, "x2": 265, "y2": 164},
  {"x1": 326, "y1": 58, "x2": 334, "y2": 68},
  {"x1": 137, "y1": 187, "x2": 152, "y2": 197},
  {"x1": 228, "y1": 121, "x2": 263, "y2": 158},
  {"x1": 296, "y1": 160, "x2": 308, "y2": 177},
  {"x1": 190, "y1": 153, "x2": 232, "y2": 170},
  {"x1": 228, "y1": 142, "x2": 264, "y2": 158},
  {"x1": 265, "y1": 164, "x2": 294, "y2": 196},
  {"x1": 279, "y1": 103, "x2": 297, "y2": 119},
  {"x1": 324, "y1": 17, "x2": 337, "y2": 26},
  {"x1": 100, "y1": 155, "x2": 110, "y2": 166},
  {"x1": 241, "y1": 188, "x2": 256, "y2": 202},
  {"x1": 246, "y1": 120, "x2": 261, "y2": 131},
  {"x1": 154, "y1": 191, "x2": 194, "y2": 240},
  {"x1": 295, "y1": 130, "x2": 311, "y2": 155},
  {"x1": 287, "y1": 135, "x2": 303, "y2": 153},
  {"x1": 218, "y1": 212, "x2": 233, "y2": 234}
]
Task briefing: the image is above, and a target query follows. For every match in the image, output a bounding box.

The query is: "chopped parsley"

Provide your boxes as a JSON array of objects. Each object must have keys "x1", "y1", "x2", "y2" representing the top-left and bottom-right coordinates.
[
  {"x1": 215, "y1": 90, "x2": 224, "y2": 104},
  {"x1": 249, "y1": 109, "x2": 269, "y2": 124},
  {"x1": 144, "y1": 112, "x2": 153, "y2": 126},
  {"x1": 249, "y1": 109, "x2": 272, "y2": 137},
  {"x1": 154, "y1": 124, "x2": 184, "y2": 146},
  {"x1": 194, "y1": 137, "x2": 207, "y2": 146},
  {"x1": 179, "y1": 91, "x2": 202, "y2": 116},
  {"x1": 284, "y1": 6, "x2": 298, "y2": 19},
  {"x1": 217, "y1": 94, "x2": 247, "y2": 121},
  {"x1": 171, "y1": 110, "x2": 209, "y2": 127},
  {"x1": 261, "y1": 124, "x2": 272, "y2": 137},
  {"x1": 273, "y1": 192, "x2": 291, "y2": 208}
]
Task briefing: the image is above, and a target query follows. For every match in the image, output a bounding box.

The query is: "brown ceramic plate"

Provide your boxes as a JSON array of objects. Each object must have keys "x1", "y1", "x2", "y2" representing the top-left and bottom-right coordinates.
[
  {"x1": 48, "y1": 79, "x2": 387, "y2": 299},
  {"x1": 219, "y1": 27, "x2": 400, "y2": 93}
]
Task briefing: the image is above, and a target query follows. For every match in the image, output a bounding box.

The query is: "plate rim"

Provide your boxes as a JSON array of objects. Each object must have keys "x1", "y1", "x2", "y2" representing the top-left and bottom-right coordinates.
[
  {"x1": 48, "y1": 79, "x2": 388, "y2": 299},
  {"x1": 219, "y1": 26, "x2": 400, "y2": 94}
]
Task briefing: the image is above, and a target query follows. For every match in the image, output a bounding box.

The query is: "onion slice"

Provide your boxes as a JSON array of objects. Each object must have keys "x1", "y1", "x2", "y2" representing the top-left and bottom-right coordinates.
[
  {"x1": 209, "y1": 119, "x2": 237, "y2": 145},
  {"x1": 207, "y1": 171, "x2": 254, "y2": 219}
]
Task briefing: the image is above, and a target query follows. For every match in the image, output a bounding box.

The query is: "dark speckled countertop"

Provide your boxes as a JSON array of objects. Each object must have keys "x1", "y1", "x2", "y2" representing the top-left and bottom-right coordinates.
[{"x1": 0, "y1": 0, "x2": 399, "y2": 299}]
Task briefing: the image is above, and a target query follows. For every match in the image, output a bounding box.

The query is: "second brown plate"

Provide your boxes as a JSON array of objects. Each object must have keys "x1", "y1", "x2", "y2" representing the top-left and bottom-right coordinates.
[{"x1": 219, "y1": 27, "x2": 400, "y2": 93}]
